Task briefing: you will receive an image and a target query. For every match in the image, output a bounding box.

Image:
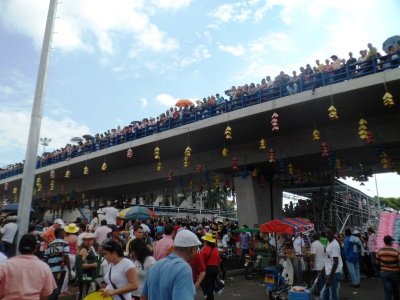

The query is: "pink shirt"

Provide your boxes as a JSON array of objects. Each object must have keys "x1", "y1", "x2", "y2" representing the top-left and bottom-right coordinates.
[
  {"x1": 0, "y1": 255, "x2": 57, "y2": 299},
  {"x1": 94, "y1": 225, "x2": 112, "y2": 245},
  {"x1": 368, "y1": 233, "x2": 377, "y2": 253},
  {"x1": 153, "y1": 235, "x2": 174, "y2": 260}
]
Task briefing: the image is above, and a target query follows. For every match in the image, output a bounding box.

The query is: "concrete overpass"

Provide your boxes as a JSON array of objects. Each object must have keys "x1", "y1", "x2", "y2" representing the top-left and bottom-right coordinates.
[{"x1": 1, "y1": 68, "x2": 400, "y2": 226}]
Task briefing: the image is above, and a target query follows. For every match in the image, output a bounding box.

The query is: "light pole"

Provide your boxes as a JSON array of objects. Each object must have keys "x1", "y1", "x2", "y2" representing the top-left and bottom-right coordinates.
[{"x1": 40, "y1": 137, "x2": 52, "y2": 154}]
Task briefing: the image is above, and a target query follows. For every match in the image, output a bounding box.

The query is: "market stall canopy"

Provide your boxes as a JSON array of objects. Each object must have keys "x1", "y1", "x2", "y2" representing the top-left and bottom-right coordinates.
[
  {"x1": 260, "y1": 218, "x2": 314, "y2": 235},
  {"x1": 231, "y1": 227, "x2": 260, "y2": 233},
  {"x1": 118, "y1": 206, "x2": 157, "y2": 220},
  {"x1": 1, "y1": 203, "x2": 35, "y2": 213}
]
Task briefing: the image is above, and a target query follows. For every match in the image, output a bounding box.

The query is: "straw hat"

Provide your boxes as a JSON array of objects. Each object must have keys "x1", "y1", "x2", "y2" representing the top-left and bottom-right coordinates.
[
  {"x1": 202, "y1": 233, "x2": 216, "y2": 243},
  {"x1": 82, "y1": 232, "x2": 95, "y2": 240},
  {"x1": 64, "y1": 223, "x2": 79, "y2": 234}
]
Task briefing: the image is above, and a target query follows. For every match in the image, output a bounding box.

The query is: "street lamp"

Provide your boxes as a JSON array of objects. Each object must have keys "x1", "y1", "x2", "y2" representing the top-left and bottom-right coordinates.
[{"x1": 40, "y1": 137, "x2": 52, "y2": 154}]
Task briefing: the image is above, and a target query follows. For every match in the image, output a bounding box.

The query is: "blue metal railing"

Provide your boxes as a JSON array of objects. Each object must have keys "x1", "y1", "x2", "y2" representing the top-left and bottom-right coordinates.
[{"x1": 1, "y1": 53, "x2": 399, "y2": 180}]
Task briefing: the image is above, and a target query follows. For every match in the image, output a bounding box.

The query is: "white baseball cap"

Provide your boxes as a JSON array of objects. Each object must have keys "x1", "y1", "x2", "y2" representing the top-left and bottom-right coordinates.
[
  {"x1": 54, "y1": 218, "x2": 65, "y2": 227},
  {"x1": 174, "y1": 229, "x2": 202, "y2": 247}
]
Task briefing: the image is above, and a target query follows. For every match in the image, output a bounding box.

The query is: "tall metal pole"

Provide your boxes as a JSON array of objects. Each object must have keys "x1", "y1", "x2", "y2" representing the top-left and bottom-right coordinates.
[
  {"x1": 374, "y1": 174, "x2": 381, "y2": 212},
  {"x1": 17, "y1": 0, "x2": 58, "y2": 244}
]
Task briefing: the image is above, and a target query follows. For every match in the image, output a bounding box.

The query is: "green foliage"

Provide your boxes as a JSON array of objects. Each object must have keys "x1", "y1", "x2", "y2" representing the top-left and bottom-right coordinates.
[{"x1": 379, "y1": 197, "x2": 400, "y2": 210}]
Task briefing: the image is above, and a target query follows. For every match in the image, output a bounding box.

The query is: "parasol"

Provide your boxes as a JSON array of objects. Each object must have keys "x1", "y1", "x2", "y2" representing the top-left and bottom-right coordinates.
[
  {"x1": 118, "y1": 206, "x2": 157, "y2": 220},
  {"x1": 83, "y1": 291, "x2": 112, "y2": 300},
  {"x1": 382, "y1": 35, "x2": 400, "y2": 54},
  {"x1": 1, "y1": 203, "x2": 35, "y2": 213},
  {"x1": 82, "y1": 134, "x2": 94, "y2": 141},
  {"x1": 130, "y1": 121, "x2": 142, "y2": 125},
  {"x1": 175, "y1": 99, "x2": 194, "y2": 107},
  {"x1": 70, "y1": 137, "x2": 83, "y2": 143}
]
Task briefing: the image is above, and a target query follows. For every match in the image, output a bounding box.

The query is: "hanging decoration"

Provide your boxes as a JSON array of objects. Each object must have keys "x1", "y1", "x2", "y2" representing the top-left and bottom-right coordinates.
[
  {"x1": 268, "y1": 148, "x2": 275, "y2": 163},
  {"x1": 50, "y1": 170, "x2": 55, "y2": 179},
  {"x1": 251, "y1": 168, "x2": 258, "y2": 177},
  {"x1": 321, "y1": 142, "x2": 329, "y2": 158},
  {"x1": 231, "y1": 157, "x2": 239, "y2": 172},
  {"x1": 328, "y1": 105, "x2": 338, "y2": 120},
  {"x1": 65, "y1": 169, "x2": 71, "y2": 179},
  {"x1": 335, "y1": 158, "x2": 342, "y2": 170},
  {"x1": 156, "y1": 161, "x2": 162, "y2": 171},
  {"x1": 271, "y1": 112, "x2": 279, "y2": 131},
  {"x1": 167, "y1": 170, "x2": 173, "y2": 181},
  {"x1": 12, "y1": 187, "x2": 18, "y2": 200},
  {"x1": 288, "y1": 163, "x2": 294, "y2": 175},
  {"x1": 259, "y1": 138, "x2": 267, "y2": 150},
  {"x1": 154, "y1": 146, "x2": 160, "y2": 160},
  {"x1": 312, "y1": 129, "x2": 321, "y2": 142},
  {"x1": 383, "y1": 92, "x2": 395, "y2": 107},
  {"x1": 196, "y1": 164, "x2": 203, "y2": 173},
  {"x1": 222, "y1": 147, "x2": 229, "y2": 157},
  {"x1": 83, "y1": 165, "x2": 89, "y2": 175},
  {"x1": 358, "y1": 118, "x2": 368, "y2": 140},
  {"x1": 127, "y1": 148, "x2": 133, "y2": 159},
  {"x1": 101, "y1": 162, "x2": 108, "y2": 171},
  {"x1": 380, "y1": 152, "x2": 390, "y2": 169},
  {"x1": 214, "y1": 176, "x2": 220, "y2": 190},
  {"x1": 183, "y1": 146, "x2": 192, "y2": 168},
  {"x1": 366, "y1": 131, "x2": 375, "y2": 144},
  {"x1": 224, "y1": 125, "x2": 232, "y2": 140},
  {"x1": 36, "y1": 177, "x2": 42, "y2": 192},
  {"x1": 49, "y1": 180, "x2": 55, "y2": 192}
]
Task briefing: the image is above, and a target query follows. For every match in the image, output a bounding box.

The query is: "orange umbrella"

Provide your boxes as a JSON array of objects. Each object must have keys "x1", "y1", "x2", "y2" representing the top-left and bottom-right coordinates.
[{"x1": 175, "y1": 99, "x2": 194, "y2": 107}]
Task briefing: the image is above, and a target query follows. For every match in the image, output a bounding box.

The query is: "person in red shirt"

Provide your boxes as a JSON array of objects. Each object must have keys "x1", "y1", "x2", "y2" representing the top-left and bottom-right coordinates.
[
  {"x1": 200, "y1": 233, "x2": 221, "y2": 300},
  {"x1": 189, "y1": 252, "x2": 206, "y2": 289}
]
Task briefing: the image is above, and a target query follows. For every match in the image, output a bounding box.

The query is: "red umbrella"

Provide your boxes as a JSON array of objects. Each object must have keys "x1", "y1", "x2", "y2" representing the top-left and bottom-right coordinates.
[{"x1": 175, "y1": 99, "x2": 194, "y2": 107}]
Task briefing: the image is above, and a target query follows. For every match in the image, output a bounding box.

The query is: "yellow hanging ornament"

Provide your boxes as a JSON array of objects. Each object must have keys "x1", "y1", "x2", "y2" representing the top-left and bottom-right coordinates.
[
  {"x1": 101, "y1": 162, "x2": 108, "y2": 171},
  {"x1": 156, "y1": 161, "x2": 162, "y2": 171},
  {"x1": 312, "y1": 129, "x2": 321, "y2": 142},
  {"x1": 335, "y1": 158, "x2": 341, "y2": 170},
  {"x1": 183, "y1": 156, "x2": 190, "y2": 168},
  {"x1": 83, "y1": 166, "x2": 89, "y2": 175},
  {"x1": 224, "y1": 125, "x2": 232, "y2": 140},
  {"x1": 184, "y1": 146, "x2": 192, "y2": 157},
  {"x1": 380, "y1": 152, "x2": 389, "y2": 169},
  {"x1": 12, "y1": 187, "x2": 18, "y2": 194},
  {"x1": 259, "y1": 138, "x2": 267, "y2": 150},
  {"x1": 382, "y1": 92, "x2": 395, "y2": 107},
  {"x1": 288, "y1": 163, "x2": 294, "y2": 175},
  {"x1": 154, "y1": 146, "x2": 161, "y2": 160},
  {"x1": 65, "y1": 170, "x2": 71, "y2": 179},
  {"x1": 358, "y1": 118, "x2": 368, "y2": 140},
  {"x1": 215, "y1": 176, "x2": 220, "y2": 189},
  {"x1": 49, "y1": 179, "x2": 55, "y2": 192},
  {"x1": 222, "y1": 147, "x2": 229, "y2": 157},
  {"x1": 251, "y1": 169, "x2": 258, "y2": 177},
  {"x1": 36, "y1": 177, "x2": 42, "y2": 186},
  {"x1": 328, "y1": 105, "x2": 339, "y2": 120}
]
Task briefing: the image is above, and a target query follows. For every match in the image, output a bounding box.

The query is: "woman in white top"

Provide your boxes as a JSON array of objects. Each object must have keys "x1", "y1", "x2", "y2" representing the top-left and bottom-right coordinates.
[
  {"x1": 129, "y1": 238, "x2": 156, "y2": 300},
  {"x1": 88, "y1": 211, "x2": 99, "y2": 232},
  {"x1": 102, "y1": 240, "x2": 138, "y2": 300}
]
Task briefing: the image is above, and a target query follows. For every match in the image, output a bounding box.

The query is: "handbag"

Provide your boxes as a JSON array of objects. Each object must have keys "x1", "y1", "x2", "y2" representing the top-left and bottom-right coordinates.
[{"x1": 108, "y1": 265, "x2": 126, "y2": 300}]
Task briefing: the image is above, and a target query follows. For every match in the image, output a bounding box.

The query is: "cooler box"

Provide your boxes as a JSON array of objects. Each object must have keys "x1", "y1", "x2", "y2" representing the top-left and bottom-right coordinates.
[{"x1": 288, "y1": 290, "x2": 312, "y2": 300}]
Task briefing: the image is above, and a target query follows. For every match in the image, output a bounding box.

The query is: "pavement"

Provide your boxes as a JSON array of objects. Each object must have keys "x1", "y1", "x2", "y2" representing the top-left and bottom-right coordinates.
[{"x1": 195, "y1": 270, "x2": 384, "y2": 300}]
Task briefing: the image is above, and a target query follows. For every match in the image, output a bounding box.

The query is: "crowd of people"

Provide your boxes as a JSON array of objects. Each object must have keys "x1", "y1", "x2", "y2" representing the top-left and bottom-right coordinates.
[
  {"x1": 0, "y1": 201, "x2": 399, "y2": 300},
  {"x1": 1, "y1": 40, "x2": 399, "y2": 181}
]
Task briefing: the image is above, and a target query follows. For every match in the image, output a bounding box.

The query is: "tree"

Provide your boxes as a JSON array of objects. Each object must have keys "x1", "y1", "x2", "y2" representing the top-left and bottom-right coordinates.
[{"x1": 379, "y1": 197, "x2": 400, "y2": 210}]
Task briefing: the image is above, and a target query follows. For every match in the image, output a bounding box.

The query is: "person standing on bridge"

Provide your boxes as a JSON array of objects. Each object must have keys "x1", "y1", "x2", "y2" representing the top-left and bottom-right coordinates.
[{"x1": 376, "y1": 235, "x2": 400, "y2": 300}]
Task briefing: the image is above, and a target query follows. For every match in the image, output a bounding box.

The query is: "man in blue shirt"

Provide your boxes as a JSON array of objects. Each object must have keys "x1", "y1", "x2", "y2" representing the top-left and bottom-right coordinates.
[
  {"x1": 141, "y1": 229, "x2": 202, "y2": 300},
  {"x1": 344, "y1": 229, "x2": 362, "y2": 288}
]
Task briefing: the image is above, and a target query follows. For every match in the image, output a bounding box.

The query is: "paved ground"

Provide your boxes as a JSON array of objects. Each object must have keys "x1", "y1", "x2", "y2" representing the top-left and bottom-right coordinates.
[{"x1": 195, "y1": 270, "x2": 384, "y2": 300}]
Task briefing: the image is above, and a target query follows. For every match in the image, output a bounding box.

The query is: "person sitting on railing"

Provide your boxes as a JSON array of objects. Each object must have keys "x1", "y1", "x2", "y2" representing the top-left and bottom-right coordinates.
[{"x1": 287, "y1": 70, "x2": 299, "y2": 95}]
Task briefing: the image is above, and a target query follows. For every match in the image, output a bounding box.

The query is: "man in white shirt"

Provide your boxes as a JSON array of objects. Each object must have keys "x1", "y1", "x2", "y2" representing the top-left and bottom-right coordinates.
[
  {"x1": 311, "y1": 232, "x2": 325, "y2": 292},
  {"x1": 1, "y1": 216, "x2": 18, "y2": 257},
  {"x1": 293, "y1": 233, "x2": 305, "y2": 284},
  {"x1": 101, "y1": 203, "x2": 119, "y2": 227},
  {"x1": 320, "y1": 226, "x2": 343, "y2": 300},
  {"x1": 94, "y1": 220, "x2": 112, "y2": 246}
]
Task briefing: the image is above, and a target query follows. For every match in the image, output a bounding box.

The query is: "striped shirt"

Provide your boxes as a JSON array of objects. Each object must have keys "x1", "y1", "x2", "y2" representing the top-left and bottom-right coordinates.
[
  {"x1": 377, "y1": 247, "x2": 400, "y2": 272},
  {"x1": 44, "y1": 239, "x2": 69, "y2": 273}
]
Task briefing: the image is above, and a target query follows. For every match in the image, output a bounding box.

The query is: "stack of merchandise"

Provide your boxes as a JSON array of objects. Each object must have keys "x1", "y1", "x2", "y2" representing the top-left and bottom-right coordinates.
[{"x1": 376, "y1": 211, "x2": 399, "y2": 251}]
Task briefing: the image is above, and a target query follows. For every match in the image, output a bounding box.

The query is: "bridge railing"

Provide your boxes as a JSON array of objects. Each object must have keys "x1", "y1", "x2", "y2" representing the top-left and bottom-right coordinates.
[{"x1": 1, "y1": 53, "x2": 399, "y2": 180}]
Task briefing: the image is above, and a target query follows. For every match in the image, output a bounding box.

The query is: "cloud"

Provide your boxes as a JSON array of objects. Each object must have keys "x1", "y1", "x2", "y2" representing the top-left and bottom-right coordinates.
[
  {"x1": 208, "y1": 2, "x2": 253, "y2": 28},
  {"x1": 175, "y1": 45, "x2": 211, "y2": 68},
  {"x1": 155, "y1": 93, "x2": 177, "y2": 107},
  {"x1": 141, "y1": 98, "x2": 148, "y2": 108},
  {"x1": 218, "y1": 44, "x2": 246, "y2": 56},
  {"x1": 0, "y1": 0, "x2": 181, "y2": 55}
]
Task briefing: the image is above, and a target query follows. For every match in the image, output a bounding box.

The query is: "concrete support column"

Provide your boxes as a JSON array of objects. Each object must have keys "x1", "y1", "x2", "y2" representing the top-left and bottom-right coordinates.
[{"x1": 234, "y1": 177, "x2": 282, "y2": 226}]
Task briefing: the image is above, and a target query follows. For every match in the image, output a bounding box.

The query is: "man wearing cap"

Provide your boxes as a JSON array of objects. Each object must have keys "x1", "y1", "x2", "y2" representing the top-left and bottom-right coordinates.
[
  {"x1": 41, "y1": 218, "x2": 65, "y2": 250},
  {"x1": 0, "y1": 234, "x2": 57, "y2": 299},
  {"x1": 141, "y1": 229, "x2": 201, "y2": 300},
  {"x1": 376, "y1": 235, "x2": 400, "y2": 300},
  {"x1": 0, "y1": 215, "x2": 18, "y2": 257}
]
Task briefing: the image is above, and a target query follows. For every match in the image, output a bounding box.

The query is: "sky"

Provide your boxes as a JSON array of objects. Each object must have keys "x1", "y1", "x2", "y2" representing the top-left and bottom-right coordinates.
[{"x1": 0, "y1": 0, "x2": 399, "y2": 197}]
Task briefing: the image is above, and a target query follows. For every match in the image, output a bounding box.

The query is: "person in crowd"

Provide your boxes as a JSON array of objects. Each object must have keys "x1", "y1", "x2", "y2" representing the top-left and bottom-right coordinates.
[
  {"x1": 366, "y1": 43, "x2": 378, "y2": 60},
  {"x1": 126, "y1": 225, "x2": 145, "y2": 254},
  {"x1": 287, "y1": 70, "x2": 299, "y2": 95},
  {"x1": 61, "y1": 223, "x2": 79, "y2": 295},
  {"x1": 320, "y1": 231, "x2": 329, "y2": 248},
  {"x1": 310, "y1": 232, "x2": 325, "y2": 293},
  {"x1": 141, "y1": 229, "x2": 201, "y2": 300},
  {"x1": 320, "y1": 226, "x2": 343, "y2": 300},
  {"x1": 44, "y1": 227, "x2": 71, "y2": 300},
  {"x1": 200, "y1": 233, "x2": 221, "y2": 300},
  {"x1": 0, "y1": 234, "x2": 57, "y2": 299},
  {"x1": 41, "y1": 218, "x2": 65, "y2": 250},
  {"x1": 376, "y1": 235, "x2": 400, "y2": 300},
  {"x1": 153, "y1": 223, "x2": 175, "y2": 261},
  {"x1": 88, "y1": 210, "x2": 100, "y2": 232},
  {"x1": 78, "y1": 232, "x2": 98, "y2": 280},
  {"x1": 189, "y1": 249, "x2": 206, "y2": 291},
  {"x1": 344, "y1": 229, "x2": 362, "y2": 287},
  {"x1": 338, "y1": 233, "x2": 349, "y2": 281},
  {"x1": 293, "y1": 232, "x2": 306, "y2": 284},
  {"x1": 129, "y1": 238, "x2": 156, "y2": 300},
  {"x1": 0, "y1": 215, "x2": 18, "y2": 257},
  {"x1": 102, "y1": 239, "x2": 138, "y2": 300},
  {"x1": 367, "y1": 227, "x2": 380, "y2": 278},
  {"x1": 94, "y1": 219, "x2": 112, "y2": 246},
  {"x1": 238, "y1": 225, "x2": 252, "y2": 267},
  {"x1": 101, "y1": 202, "x2": 119, "y2": 227},
  {"x1": 109, "y1": 226, "x2": 126, "y2": 250}
]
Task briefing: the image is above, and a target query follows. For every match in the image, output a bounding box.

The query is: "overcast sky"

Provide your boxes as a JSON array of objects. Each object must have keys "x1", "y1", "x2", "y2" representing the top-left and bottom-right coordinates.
[{"x1": 0, "y1": 0, "x2": 399, "y2": 197}]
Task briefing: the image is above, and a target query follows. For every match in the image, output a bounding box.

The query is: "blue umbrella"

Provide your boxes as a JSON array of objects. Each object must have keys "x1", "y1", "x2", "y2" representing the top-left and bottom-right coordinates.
[
  {"x1": 1, "y1": 203, "x2": 35, "y2": 213},
  {"x1": 382, "y1": 35, "x2": 400, "y2": 54}
]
